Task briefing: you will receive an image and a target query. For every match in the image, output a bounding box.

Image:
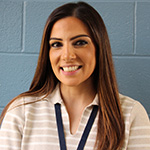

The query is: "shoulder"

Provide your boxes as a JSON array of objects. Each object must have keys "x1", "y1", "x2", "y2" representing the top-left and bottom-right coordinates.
[
  {"x1": 7, "y1": 85, "x2": 60, "y2": 112},
  {"x1": 119, "y1": 93, "x2": 138, "y2": 108},
  {"x1": 119, "y1": 95, "x2": 150, "y2": 149},
  {"x1": 119, "y1": 94, "x2": 150, "y2": 126},
  {"x1": 2, "y1": 95, "x2": 47, "y2": 124},
  {"x1": 1, "y1": 97, "x2": 25, "y2": 131},
  {"x1": 5, "y1": 94, "x2": 46, "y2": 120},
  {"x1": 119, "y1": 94, "x2": 148, "y2": 114}
]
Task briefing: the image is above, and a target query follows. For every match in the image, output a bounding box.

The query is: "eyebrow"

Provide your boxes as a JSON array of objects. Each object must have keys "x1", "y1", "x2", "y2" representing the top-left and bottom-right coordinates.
[
  {"x1": 70, "y1": 34, "x2": 90, "y2": 40},
  {"x1": 49, "y1": 34, "x2": 90, "y2": 41},
  {"x1": 49, "y1": 37, "x2": 62, "y2": 41}
]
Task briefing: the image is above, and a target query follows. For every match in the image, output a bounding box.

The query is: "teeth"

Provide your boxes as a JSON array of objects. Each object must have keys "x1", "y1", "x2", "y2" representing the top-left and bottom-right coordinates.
[{"x1": 62, "y1": 66, "x2": 79, "y2": 72}]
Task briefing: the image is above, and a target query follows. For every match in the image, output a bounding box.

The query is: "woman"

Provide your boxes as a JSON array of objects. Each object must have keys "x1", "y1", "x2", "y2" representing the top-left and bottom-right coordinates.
[{"x1": 0, "y1": 2, "x2": 149, "y2": 150}]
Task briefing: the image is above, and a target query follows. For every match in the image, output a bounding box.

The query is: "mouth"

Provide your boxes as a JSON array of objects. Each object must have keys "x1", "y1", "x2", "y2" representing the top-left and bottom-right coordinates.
[{"x1": 60, "y1": 66, "x2": 82, "y2": 72}]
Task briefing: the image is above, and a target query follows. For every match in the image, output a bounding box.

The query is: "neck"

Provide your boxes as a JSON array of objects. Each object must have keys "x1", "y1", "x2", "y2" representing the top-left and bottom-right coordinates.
[
  {"x1": 60, "y1": 80, "x2": 96, "y2": 109},
  {"x1": 59, "y1": 79, "x2": 96, "y2": 135}
]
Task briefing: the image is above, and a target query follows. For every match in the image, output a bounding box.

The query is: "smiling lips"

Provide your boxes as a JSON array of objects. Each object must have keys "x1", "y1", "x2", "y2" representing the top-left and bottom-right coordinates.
[{"x1": 60, "y1": 66, "x2": 82, "y2": 72}]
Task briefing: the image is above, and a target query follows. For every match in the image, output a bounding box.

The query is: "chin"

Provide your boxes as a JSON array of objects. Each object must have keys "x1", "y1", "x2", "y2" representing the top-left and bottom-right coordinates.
[
  {"x1": 61, "y1": 83, "x2": 80, "y2": 87},
  {"x1": 60, "y1": 80, "x2": 82, "y2": 87}
]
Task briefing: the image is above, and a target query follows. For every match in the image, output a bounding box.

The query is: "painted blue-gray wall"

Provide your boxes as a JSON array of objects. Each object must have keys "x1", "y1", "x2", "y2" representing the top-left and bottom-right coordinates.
[{"x1": 0, "y1": 0, "x2": 150, "y2": 117}]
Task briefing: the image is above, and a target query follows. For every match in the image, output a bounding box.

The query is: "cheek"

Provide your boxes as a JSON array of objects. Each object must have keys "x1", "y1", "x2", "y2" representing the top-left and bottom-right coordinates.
[
  {"x1": 49, "y1": 51, "x2": 56, "y2": 73},
  {"x1": 88, "y1": 50, "x2": 96, "y2": 71},
  {"x1": 49, "y1": 50, "x2": 60, "y2": 72},
  {"x1": 49, "y1": 50, "x2": 56, "y2": 65},
  {"x1": 49, "y1": 51, "x2": 57, "y2": 77},
  {"x1": 85, "y1": 50, "x2": 96, "y2": 65}
]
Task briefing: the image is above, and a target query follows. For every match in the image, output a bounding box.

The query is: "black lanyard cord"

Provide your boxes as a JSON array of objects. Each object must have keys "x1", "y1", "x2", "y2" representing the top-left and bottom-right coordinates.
[
  {"x1": 77, "y1": 105, "x2": 98, "y2": 150},
  {"x1": 55, "y1": 103, "x2": 67, "y2": 150},
  {"x1": 55, "y1": 103, "x2": 98, "y2": 150}
]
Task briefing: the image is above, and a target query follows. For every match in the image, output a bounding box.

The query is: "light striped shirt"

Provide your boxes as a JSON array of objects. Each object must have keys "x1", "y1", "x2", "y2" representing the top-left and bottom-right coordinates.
[{"x1": 0, "y1": 86, "x2": 150, "y2": 150}]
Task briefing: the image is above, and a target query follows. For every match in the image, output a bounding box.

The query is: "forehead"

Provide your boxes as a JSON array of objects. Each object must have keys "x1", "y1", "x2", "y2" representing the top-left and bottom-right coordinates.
[{"x1": 50, "y1": 17, "x2": 90, "y2": 38}]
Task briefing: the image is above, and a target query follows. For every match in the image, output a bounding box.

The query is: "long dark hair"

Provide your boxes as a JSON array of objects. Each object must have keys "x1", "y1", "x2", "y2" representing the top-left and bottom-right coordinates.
[{"x1": 0, "y1": 2, "x2": 125, "y2": 149}]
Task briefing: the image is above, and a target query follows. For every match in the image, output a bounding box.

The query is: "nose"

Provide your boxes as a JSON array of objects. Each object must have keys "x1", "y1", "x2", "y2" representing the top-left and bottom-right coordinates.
[{"x1": 61, "y1": 44, "x2": 76, "y2": 61}]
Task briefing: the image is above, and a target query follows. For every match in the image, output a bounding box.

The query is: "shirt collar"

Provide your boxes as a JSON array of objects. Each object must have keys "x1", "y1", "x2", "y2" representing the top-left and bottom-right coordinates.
[
  {"x1": 44, "y1": 84, "x2": 99, "y2": 106},
  {"x1": 44, "y1": 84, "x2": 63, "y2": 105},
  {"x1": 87, "y1": 94, "x2": 99, "y2": 107}
]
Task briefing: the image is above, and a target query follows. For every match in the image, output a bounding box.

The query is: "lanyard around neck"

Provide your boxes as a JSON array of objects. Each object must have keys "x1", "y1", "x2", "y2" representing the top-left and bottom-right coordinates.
[{"x1": 55, "y1": 103, "x2": 98, "y2": 150}]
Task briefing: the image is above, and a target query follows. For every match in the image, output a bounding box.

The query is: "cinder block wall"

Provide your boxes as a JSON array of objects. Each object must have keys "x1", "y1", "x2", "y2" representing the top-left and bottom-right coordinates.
[{"x1": 0, "y1": 0, "x2": 150, "y2": 117}]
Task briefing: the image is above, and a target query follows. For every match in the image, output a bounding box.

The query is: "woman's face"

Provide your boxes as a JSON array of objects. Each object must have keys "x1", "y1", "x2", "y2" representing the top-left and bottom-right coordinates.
[{"x1": 49, "y1": 17, "x2": 96, "y2": 87}]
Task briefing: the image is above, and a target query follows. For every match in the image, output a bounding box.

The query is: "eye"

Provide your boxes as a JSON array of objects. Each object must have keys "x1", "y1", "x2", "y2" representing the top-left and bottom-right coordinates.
[
  {"x1": 50, "y1": 42, "x2": 63, "y2": 48},
  {"x1": 73, "y1": 40, "x2": 88, "y2": 47}
]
